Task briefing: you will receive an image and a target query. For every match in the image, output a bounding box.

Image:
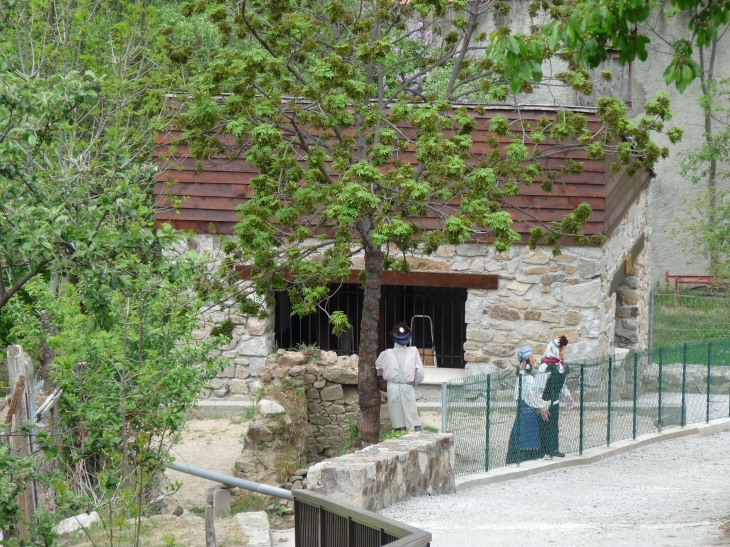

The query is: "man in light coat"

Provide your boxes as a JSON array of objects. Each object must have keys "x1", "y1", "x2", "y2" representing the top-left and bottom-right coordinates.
[{"x1": 375, "y1": 322, "x2": 425, "y2": 432}]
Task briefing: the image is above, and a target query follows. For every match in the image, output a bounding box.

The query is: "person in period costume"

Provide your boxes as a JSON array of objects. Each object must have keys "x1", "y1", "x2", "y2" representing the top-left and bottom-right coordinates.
[
  {"x1": 535, "y1": 336, "x2": 575, "y2": 458},
  {"x1": 375, "y1": 322, "x2": 425, "y2": 432},
  {"x1": 506, "y1": 346, "x2": 551, "y2": 464}
]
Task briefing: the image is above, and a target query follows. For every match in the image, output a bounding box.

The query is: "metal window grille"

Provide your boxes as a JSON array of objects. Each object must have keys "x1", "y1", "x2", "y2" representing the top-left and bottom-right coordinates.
[{"x1": 275, "y1": 284, "x2": 468, "y2": 368}]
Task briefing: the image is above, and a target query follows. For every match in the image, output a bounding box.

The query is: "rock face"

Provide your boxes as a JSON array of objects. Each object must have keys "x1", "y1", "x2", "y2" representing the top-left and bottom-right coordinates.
[
  {"x1": 246, "y1": 422, "x2": 274, "y2": 442},
  {"x1": 307, "y1": 433, "x2": 455, "y2": 511},
  {"x1": 54, "y1": 512, "x2": 102, "y2": 534},
  {"x1": 159, "y1": 497, "x2": 184, "y2": 517}
]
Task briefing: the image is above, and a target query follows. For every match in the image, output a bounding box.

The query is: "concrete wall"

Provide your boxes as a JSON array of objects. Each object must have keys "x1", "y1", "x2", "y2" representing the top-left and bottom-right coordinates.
[{"x1": 627, "y1": 13, "x2": 730, "y2": 283}]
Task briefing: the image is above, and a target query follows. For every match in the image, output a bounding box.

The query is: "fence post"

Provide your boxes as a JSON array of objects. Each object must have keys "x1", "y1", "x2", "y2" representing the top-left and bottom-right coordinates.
[
  {"x1": 6, "y1": 345, "x2": 38, "y2": 542},
  {"x1": 579, "y1": 364, "x2": 585, "y2": 455},
  {"x1": 516, "y1": 374, "x2": 522, "y2": 466},
  {"x1": 648, "y1": 289, "x2": 654, "y2": 365},
  {"x1": 681, "y1": 343, "x2": 687, "y2": 427},
  {"x1": 707, "y1": 343, "x2": 712, "y2": 424},
  {"x1": 658, "y1": 347, "x2": 663, "y2": 432},
  {"x1": 607, "y1": 357, "x2": 612, "y2": 447},
  {"x1": 485, "y1": 375, "x2": 491, "y2": 472},
  {"x1": 441, "y1": 382, "x2": 448, "y2": 433},
  {"x1": 633, "y1": 352, "x2": 638, "y2": 440}
]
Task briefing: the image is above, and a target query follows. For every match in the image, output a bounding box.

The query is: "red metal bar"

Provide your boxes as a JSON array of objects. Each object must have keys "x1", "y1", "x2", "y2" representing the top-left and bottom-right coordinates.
[{"x1": 665, "y1": 271, "x2": 726, "y2": 308}]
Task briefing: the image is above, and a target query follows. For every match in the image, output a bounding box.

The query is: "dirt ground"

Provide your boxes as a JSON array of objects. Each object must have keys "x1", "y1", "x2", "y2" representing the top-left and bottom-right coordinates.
[
  {"x1": 58, "y1": 514, "x2": 245, "y2": 547},
  {"x1": 165, "y1": 417, "x2": 250, "y2": 510},
  {"x1": 382, "y1": 430, "x2": 730, "y2": 547}
]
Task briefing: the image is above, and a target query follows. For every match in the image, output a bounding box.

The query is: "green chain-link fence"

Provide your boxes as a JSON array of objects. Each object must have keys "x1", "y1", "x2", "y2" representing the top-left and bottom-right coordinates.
[
  {"x1": 445, "y1": 337, "x2": 730, "y2": 477},
  {"x1": 652, "y1": 291, "x2": 730, "y2": 347}
]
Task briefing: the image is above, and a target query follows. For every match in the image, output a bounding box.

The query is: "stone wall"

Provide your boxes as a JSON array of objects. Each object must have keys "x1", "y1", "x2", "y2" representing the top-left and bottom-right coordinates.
[
  {"x1": 306, "y1": 433, "x2": 455, "y2": 511},
  {"x1": 190, "y1": 184, "x2": 649, "y2": 387},
  {"x1": 256, "y1": 350, "x2": 361, "y2": 462},
  {"x1": 602, "y1": 187, "x2": 652, "y2": 352}
]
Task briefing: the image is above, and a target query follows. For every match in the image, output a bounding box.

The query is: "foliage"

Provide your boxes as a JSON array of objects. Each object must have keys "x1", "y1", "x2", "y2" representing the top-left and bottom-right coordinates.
[
  {"x1": 177, "y1": 0, "x2": 680, "y2": 441},
  {"x1": 379, "y1": 427, "x2": 409, "y2": 442},
  {"x1": 0, "y1": 0, "x2": 195, "y2": 319},
  {"x1": 652, "y1": 291, "x2": 730, "y2": 346},
  {"x1": 0, "y1": 431, "x2": 90, "y2": 546},
  {"x1": 2, "y1": 230, "x2": 225, "y2": 543},
  {"x1": 492, "y1": 0, "x2": 730, "y2": 93},
  {"x1": 674, "y1": 79, "x2": 730, "y2": 278}
]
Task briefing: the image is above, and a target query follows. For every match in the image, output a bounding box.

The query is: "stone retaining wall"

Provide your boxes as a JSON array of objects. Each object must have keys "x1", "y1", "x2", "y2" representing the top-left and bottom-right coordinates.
[{"x1": 306, "y1": 433, "x2": 455, "y2": 511}]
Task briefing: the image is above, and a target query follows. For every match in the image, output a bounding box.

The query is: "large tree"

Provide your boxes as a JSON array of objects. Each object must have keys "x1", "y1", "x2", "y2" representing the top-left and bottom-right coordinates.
[
  {"x1": 0, "y1": 0, "x2": 183, "y2": 319},
  {"x1": 179, "y1": 0, "x2": 679, "y2": 442}
]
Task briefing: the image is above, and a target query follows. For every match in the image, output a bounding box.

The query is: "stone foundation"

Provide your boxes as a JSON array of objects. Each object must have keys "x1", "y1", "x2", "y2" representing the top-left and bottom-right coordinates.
[{"x1": 306, "y1": 433, "x2": 455, "y2": 511}]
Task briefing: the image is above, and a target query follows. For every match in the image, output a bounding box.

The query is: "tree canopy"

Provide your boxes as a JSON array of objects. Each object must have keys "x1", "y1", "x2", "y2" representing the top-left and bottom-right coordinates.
[
  {"x1": 496, "y1": 0, "x2": 730, "y2": 93},
  {"x1": 176, "y1": 0, "x2": 682, "y2": 441}
]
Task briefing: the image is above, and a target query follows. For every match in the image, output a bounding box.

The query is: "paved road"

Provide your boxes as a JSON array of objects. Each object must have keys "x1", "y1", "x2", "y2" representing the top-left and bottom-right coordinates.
[{"x1": 381, "y1": 432, "x2": 730, "y2": 547}]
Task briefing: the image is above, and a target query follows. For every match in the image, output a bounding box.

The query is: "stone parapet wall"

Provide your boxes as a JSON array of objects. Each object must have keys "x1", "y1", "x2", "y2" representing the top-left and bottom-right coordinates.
[
  {"x1": 306, "y1": 433, "x2": 455, "y2": 511},
  {"x1": 257, "y1": 350, "x2": 361, "y2": 462}
]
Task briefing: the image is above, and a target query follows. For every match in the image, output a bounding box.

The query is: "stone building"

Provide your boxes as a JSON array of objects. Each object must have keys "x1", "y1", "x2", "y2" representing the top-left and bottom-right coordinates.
[{"x1": 156, "y1": 104, "x2": 653, "y2": 400}]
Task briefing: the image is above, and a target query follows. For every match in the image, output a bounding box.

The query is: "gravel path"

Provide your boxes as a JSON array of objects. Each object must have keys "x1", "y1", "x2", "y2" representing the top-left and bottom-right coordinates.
[{"x1": 381, "y1": 432, "x2": 730, "y2": 547}]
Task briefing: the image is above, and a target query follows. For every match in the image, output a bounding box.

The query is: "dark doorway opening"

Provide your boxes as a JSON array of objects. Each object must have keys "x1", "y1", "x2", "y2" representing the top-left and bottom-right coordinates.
[{"x1": 274, "y1": 284, "x2": 468, "y2": 368}]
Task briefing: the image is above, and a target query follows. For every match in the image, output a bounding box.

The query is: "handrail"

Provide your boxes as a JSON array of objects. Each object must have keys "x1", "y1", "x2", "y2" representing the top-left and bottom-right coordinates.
[
  {"x1": 164, "y1": 461, "x2": 294, "y2": 500},
  {"x1": 293, "y1": 489, "x2": 432, "y2": 546},
  {"x1": 166, "y1": 461, "x2": 432, "y2": 546}
]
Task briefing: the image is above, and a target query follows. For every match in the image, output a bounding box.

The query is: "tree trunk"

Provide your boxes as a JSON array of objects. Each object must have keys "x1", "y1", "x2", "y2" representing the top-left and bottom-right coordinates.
[
  {"x1": 38, "y1": 310, "x2": 57, "y2": 388},
  {"x1": 357, "y1": 243, "x2": 383, "y2": 444},
  {"x1": 700, "y1": 40, "x2": 719, "y2": 270}
]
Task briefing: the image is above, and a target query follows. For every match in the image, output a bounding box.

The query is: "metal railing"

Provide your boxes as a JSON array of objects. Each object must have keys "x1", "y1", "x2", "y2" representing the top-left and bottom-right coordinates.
[
  {"x1": 445, "y1": 336, "x2": 730, "y2": 477},
  {"x1": 294, "y1": 489, "x2": 431, "y2": 547},
  {"x1": 164, "y1": 462, "x2": 431, "y2": 547}
]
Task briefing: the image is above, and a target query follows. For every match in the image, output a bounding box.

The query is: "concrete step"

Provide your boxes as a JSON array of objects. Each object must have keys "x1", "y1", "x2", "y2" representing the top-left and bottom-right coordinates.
[
  {"x1": 271, "y1": 528, "x2": 295, "y2": 545},
  {"x1": 235, "y1": 511, "x2": 270, "y2": 547},
  {"x1": 192, "y1": 399, "x2": 254, "y2": 417}
]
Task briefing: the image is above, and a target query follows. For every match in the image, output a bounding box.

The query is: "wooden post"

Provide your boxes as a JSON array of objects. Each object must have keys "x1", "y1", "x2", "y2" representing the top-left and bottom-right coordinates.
[
  {"x1": 6, "y1": 345, "x2": 38, "y2": 541},
  {"x1": 205, "y1": 487, "x2": 217, "y2": 547}
]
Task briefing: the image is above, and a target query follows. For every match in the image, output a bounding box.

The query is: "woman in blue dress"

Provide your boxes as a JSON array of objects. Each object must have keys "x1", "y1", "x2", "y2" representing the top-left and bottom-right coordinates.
[{"x1": 506, "y1": 346, "x2": 551, "y2": 464}]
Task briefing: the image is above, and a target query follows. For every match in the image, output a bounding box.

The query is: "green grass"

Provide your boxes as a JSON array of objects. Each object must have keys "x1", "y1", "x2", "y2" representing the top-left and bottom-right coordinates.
[
  {"x1": 653, "y1": 292, "x2": 730, "y2": 347},
  {"x1": 423, "y1": 425, "x2": 439, "y2": 433},
  {"x1": 378, "y1": 425, "x2": 409, "y2": 442}
]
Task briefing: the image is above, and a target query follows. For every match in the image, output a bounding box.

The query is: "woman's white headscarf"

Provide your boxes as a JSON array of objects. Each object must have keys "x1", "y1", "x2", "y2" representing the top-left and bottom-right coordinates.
[{"x1": 545, "y1": 338, "x2": 561, "y2": 360}]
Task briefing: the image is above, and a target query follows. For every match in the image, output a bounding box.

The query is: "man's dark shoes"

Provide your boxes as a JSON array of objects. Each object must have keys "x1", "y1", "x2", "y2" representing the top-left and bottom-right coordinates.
[{"x1": 552, "y1": 451, "x2": 565, "y2": 458}]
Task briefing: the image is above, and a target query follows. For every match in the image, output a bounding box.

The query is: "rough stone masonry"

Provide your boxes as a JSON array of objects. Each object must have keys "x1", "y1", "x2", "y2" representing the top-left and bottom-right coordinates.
[
  {"x1": 256, "y1": 349, "x2": 361, "y2": 462},
  {"x1": 190, "y1": 183, "x2": 650, "y2": 394},
  {"x1": 306, "y1": 432, "x2": 456, "y2": 511}
]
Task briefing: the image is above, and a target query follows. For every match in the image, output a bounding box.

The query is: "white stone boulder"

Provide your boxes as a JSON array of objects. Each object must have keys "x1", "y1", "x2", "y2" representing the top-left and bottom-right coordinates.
[
  {"x1": 54, "y1": 512, "x2": 101, "y2": 534},
  {"x1": 257, "y1": 399, "x2": 286, "y2": 416}
]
